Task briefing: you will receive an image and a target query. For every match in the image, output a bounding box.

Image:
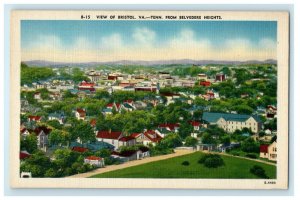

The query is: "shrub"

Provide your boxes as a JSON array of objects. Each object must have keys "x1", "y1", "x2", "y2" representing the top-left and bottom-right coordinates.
[
  {"x1": 198, "y1": 154, "x2": 225, "y2": 168},
  {"x1": 230, "y1": 151, "x2": 240, "y2": 156},
  {"x1": 245, "y1": 153, "x2": 258, "y2": 159},
  {"x1": 250, "y1": 165, "x2": 269, "y2": 179},
  {"x1": 181, "y1": 161, "x2": 190, "y2": 166}
]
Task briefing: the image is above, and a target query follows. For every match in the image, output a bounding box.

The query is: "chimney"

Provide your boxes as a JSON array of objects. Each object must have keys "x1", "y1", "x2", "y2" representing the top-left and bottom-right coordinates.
[{"x1": 109, "y1": 129, "x2": 111, "y2": 134}]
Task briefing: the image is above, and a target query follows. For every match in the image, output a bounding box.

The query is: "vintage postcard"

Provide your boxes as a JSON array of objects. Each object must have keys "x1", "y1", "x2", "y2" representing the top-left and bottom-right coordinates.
[{"x1": 10, "y1": 10, "x2": 289, "y2": 189}]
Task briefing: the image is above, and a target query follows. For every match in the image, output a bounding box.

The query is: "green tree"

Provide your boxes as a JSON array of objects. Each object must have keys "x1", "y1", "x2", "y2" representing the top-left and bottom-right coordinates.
[
  {"x1": 94, "y1": 90, "x2": 110, "y2": 99},
  {"x1": 20, "y1": 134, "x2": 38, "y2": 153},
  {"x1": 72, "y1": 68, "x2": 88, "y2": 83},
  {"x1": 47, "y1": 120, "x2": 63, "y2": 130},
  {"x1": 184, "y1": 136, "x2": 198, "y2": 147},
  {"x1": 201, "y1": 132, "x2": 216, "y2": 144},
  {"x1": 20, "y1": 151, "x2": 52, "y2": 177},
  {"x1": 21, "y1": 63, "x2": 55, "y2": 85},
  {"x1": 69, "y1": 120, "x2": 95, "y2": 143},
  {"x1": 94, "y1": 149, "x2": 111, "y2": 158},
  {"x1": 159, "y1": 133, "x2": 182, "y2": 148},
  {"x1": 36, "y1": 88, "x2": 50, "y2": 100},
  {"x1": 63, "y1": 90, "x2": 76, "y2": 98},
  {"x1": 241, "y1": 138, "x2": 260, "y2": 153},
  {"x1": 178, "y1": 122, "x2": 193, "y2": 139},
  {"x1": 48, "y1": 129, "x2": 70, "y2": 146},
  {"x1": 52, "y1": 149, "x2": 80, "y2": 175}
]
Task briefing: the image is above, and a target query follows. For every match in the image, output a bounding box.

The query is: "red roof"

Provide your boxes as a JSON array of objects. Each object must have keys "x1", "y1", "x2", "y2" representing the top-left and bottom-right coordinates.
[
  {"x1": 260, "y1": 144, "x2": 269, "y2": 153},
  {"x1": 28, "y1": 115, "x2": 42, "y2": 121},
  {"x1": 76, "y1": 108, "x2": 86, "y2": 117},
  {"x1": 130, "y1": 133, "x2": 141, "y2": 138},
  {"x1": 33, "y1": 126, "x2": 51, "y2": 136},
  {"x1": 90, "y1": 119, "x2": 97, "y2": 127},
  {"x1": 79, "y1": 81, "x2": 95, "y2": 87},
  {"x1": 20, "y1": 128, "x2": 28, "y2": 134},
  {"x1": 267, "y1": 105, "x2": 277, "y2": 110},
  {"x1": 108, "y1": 75, "x2": 118, "y2": 80},
  {"x1": 144, "y1": 130, "x2": 162, "y2": 143},
  {"x1": 85, "y1": 156, "x2": 102, "y2": 161},
  {"x1": 189, "y1": 121, "x2": 201, "y2": 126},
  {"x1": 200, "y1": 81, "x2": 211, "y2": 87},
  {"x1": 72, "y1": 146, "x2": 89, "y2": 153},
  {"x1": 107, "y1": 103, "x2": 114, "y2": 108},
  {"x1": 158, "y1": 123, "x2": 180, "y2": 131},
  {"x1": 119, "y1": 136, "x2": 135, "y2": 142},
  {"x1": 78, "y1": 87, "x2": 96, "y2": 92},
  {"x1": 96, "y1": 130, "x2": 122, "y2": 140},
  {"x1": 20, "y1": 151, "x2": 30, "y2": 159},
  {"x1": 160, "y1": 92, "x2": 178, "y2": 97},
  {"x1": 124, "y1": 99, "x2": 133, "y2": 103},
  {"x1": 115, "y1": 103, "x2": 121, "y2": 110}
]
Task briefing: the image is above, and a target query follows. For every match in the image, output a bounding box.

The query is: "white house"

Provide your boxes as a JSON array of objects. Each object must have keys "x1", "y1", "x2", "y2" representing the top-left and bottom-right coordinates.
[
  {"x1": 189, "y1": 121, "x2": 201, "y2": 131},
  {"x1": 20, "y1": 128, "x2": 30, "y2": 138},
  {"x1": 130, "y1": 130, "x2": 162, "y2": 146},
  {"x1": 118, "y1": 136, "x2": 136, "y2": 147},
  {"x1": 96, "y1": 130, "x2": 123, "y2": 149},
  {"x1": 75, "y1": 108, "x2": 86, "y2": 120},
  {"x1": 259, "y1": 141, "x2": 277, "y2": 161},
  {"x1": 34, "y1": 92, "x2": 41, "y2": 100},
  {"x1": 84, "y1": 156, "x2": 105, "y2": 167},
  {"x1": 48, "y1": 112, "x2": 65, "y2": 124},
  {"x1": 28, "y1": 115, "x2": 42, "y2": 122}
]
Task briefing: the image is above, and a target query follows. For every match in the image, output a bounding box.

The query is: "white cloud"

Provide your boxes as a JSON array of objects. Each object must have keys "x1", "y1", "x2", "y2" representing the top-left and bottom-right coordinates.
[
  {"x1": 259, "y1": 38, "x2": 277, "y2": 49},
  {"x1": 22, "y1": 30, "x2": 277, "y2": 62},
  {"x1": 100, "y1": 33, "x2": 123, "y2": 50},
  {"x1": 132, "y1": 27, "x2": 156, "y2": 46}
]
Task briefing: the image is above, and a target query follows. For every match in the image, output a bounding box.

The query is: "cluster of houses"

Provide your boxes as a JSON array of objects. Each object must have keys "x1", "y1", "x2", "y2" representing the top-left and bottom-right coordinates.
[{"x1": 20, "y1": 67, "x2": 278, "y2": 178}]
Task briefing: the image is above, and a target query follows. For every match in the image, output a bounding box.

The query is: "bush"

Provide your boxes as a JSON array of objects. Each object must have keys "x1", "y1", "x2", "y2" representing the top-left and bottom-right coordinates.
[
  {"x1": 250, "y1": 165, "x2": 269, "y2": 179},
  {"x1": 198, "y1": 154, "x2": 225, "y2": 168},
  {"x1": 104, "y1": 157, "x2": 122, "y2": 165},
  {"x1": 231, "y1": 151, "x2": 240, "y2": 156},
  {"x1": 245, "y1": 153, "x2": 258, "y2": 159},
  {"x1": 181, "y1": 161, "x2": 190, "y2": 166}
]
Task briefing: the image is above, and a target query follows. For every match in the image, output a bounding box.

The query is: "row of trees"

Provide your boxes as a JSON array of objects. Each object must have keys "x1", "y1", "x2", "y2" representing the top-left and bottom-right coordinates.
[{"x1": 20, "y1": 149, "x2": 95, "y2": 177}]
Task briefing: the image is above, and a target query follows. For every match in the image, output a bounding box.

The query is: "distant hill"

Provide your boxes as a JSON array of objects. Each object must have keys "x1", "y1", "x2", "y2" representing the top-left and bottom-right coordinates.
[{"x1": 22, "y1": 59, "x2": 277, "y2": 67}]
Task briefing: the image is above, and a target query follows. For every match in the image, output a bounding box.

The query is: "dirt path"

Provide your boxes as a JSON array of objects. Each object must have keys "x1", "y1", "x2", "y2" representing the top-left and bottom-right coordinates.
[
  {"x1": 68, "y1": 149, "x2": 195, "y2": 178},
  {"x1": 217, "y1": 152, "x2": 277, "y2": 166}
]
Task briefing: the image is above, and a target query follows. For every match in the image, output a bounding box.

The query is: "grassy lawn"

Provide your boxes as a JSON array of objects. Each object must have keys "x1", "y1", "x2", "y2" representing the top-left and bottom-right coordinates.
[{"x1": 90, "y1": 152, "x2": 276, "y2": 179}]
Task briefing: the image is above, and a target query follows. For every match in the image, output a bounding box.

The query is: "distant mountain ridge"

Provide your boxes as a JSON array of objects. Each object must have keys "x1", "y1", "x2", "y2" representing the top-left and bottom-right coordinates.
[{"x1": 23, "y1": 59, "x2": 277, "y2": 67}]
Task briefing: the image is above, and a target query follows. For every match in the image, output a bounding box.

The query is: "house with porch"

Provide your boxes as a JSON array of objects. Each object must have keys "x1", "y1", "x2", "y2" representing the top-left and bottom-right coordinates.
[{"x1": 131, "y1": 130, "x2": 162, "y2": 146}]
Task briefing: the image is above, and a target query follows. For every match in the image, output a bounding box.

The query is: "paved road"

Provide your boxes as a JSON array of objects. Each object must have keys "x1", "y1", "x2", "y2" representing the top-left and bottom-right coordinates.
[{"x1": 68, "y1": 149, "x2": 195, "y2": 178}]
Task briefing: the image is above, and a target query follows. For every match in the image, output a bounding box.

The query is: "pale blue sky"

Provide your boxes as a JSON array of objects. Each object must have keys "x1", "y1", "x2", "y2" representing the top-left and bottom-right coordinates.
[{"x1": 21, "y1": 20, "x2": 277, "y2": 62}]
